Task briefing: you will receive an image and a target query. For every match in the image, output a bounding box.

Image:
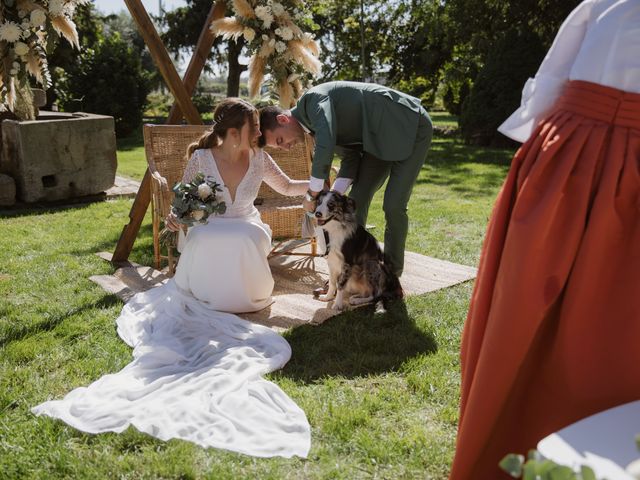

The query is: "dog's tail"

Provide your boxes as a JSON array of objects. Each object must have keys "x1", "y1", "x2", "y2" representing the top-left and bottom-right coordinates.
[{"x1": 376, "y1": 262, "x2": 404, "y2": 311}]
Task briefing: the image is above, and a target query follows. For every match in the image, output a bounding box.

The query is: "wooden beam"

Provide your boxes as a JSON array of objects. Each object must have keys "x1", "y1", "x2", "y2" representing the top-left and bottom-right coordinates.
[
  {"x1": 112, "y1": 169, "x2": 152, "y2": 264},
  {"x1": 112, "y1": 1, "x2": 224, "y2": 264},
  {"x1": 124, "y1": 0, "x2": 202, "y2": 125},
  {"x1": 167, "y1": 0, "x2": 226, "y2": 123}
]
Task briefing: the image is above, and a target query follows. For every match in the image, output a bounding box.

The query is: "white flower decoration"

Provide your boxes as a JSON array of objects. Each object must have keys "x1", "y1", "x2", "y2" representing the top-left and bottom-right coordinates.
[
  {"x1": 278, "y1": 27, "x2": 293, "y2": 41},
  {"x1": 275, "y1": 41, "x2": 286, "y2": 53},
  {"x1": 191, "y1": 210, "x2": 205, "y2": 221},
  {"x1": 14, "y1": 42, "x2": 29, "y2": 56},
  {"x1": 48, "y1": 0, "x2": 66, "y2": 17},
  {"x1": 30, "y1": 9, "x2": 47, "y2": 27},
  {"x1": 0, "y1": 21, "x2": 23, "y2": 43},
  {"x1": 243, "y1": 27, "x2": 256, "y2": 43},
  {"x1": 271, "y1": 2, "x2": 285, "y2": 17},
  {"x1": 197, "y1": 183, "x2": 213, "y2": 200}
]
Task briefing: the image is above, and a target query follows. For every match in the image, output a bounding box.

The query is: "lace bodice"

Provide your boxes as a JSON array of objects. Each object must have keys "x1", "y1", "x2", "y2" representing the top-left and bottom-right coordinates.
[{"x1": 182, "y1": 148, "x2": 308, "y2": 219}]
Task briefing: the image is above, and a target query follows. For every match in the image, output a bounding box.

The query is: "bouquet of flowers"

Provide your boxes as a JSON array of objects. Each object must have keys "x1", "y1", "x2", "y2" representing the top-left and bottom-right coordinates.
[
  {"x1": 210, "y1": 0, "x2": 321, "y2": 108},
  {"x1": 0, "y1": 0, "x2": 89, "y2": 119},
  {"x1": 159, "y1": 172, "x2": 227, "y2": 248}
]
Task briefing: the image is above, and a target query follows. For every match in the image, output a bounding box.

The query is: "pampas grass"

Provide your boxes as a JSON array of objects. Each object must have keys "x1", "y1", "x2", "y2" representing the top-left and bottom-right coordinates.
[
  {"x1": 210, "y1": 1, "x2": 322, "y2": 107},
  {"x1": 51, "y1": 16, "x2": 79, "y2": 49},
  {"x1": 232, "y1": 0, "x2": 255, "y2": 19},
  {"x1": 248, "y1": 55, "x2": 266, "y2": 98},
  {"x1": 210, "y1": 18, "x2": 245, "y2": 40}
]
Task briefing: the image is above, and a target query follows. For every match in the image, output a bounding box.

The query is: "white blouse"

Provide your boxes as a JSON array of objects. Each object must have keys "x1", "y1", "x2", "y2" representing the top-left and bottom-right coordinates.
[{"x1": 498, "y1": 0, "x2": 640, "y2": 143}]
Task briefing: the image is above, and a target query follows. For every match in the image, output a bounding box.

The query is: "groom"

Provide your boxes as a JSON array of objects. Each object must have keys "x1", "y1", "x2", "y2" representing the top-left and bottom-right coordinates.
[{"x1": 258, "y1": 81, "x2": 433, "y2": 278}]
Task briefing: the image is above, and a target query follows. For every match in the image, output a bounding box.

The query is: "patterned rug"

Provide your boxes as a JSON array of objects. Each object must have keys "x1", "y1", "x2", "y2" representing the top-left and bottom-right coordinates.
[{"x1": 91, "y1": 245, "x2": 477, "y2": 330}]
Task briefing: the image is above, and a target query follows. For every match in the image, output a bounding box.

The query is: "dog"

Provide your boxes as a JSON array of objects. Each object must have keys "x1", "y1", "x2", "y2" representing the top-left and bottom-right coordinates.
[{"x1": 313, "y1": 190, "x2": 403, "y2": 311}]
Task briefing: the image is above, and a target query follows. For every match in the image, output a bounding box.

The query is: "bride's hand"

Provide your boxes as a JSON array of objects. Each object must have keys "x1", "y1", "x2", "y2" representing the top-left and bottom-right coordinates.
[{"x1": 164, "y1": 212, "x2": 181, "y2": 232}]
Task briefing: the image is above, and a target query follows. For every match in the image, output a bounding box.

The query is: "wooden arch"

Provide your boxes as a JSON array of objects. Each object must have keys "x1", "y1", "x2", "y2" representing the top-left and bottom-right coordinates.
[{"x1": 111, "y1": 0, "x2": 226, "y2": 264}]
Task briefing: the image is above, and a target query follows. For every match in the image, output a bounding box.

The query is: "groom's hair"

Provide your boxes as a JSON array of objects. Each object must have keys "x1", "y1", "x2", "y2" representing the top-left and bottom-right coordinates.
[{"x1": 258, "y1": 105, "x2": 286, "y2": 147}]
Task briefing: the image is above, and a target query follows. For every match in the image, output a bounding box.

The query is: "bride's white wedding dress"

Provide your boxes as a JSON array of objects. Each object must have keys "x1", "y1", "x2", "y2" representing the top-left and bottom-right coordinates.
[{"x1": 32, "y1": 148, "x2": 311, "y2": 458}]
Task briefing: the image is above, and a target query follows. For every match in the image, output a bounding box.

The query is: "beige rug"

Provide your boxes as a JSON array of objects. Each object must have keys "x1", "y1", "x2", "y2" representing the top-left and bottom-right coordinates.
[{"x1": 91, "y1": 245, "x2": 476, "y2": 330}]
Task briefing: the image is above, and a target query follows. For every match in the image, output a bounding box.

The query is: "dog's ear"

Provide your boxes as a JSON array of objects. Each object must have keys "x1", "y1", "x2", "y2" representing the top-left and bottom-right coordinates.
[{"x1": 344, "y1": 196, "x2": 356, "y2": 213}]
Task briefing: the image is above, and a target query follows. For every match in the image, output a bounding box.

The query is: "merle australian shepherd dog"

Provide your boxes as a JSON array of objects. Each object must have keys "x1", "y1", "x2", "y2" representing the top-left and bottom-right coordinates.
[{"x1": 313, "y1": 191, "x2": 403, "y2": 311}]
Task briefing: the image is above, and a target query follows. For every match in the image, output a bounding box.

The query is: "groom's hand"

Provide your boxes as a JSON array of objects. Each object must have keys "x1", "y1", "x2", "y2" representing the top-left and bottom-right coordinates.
[{"x1": 303, "y1": 189, "x2": 320, "y2": 213}]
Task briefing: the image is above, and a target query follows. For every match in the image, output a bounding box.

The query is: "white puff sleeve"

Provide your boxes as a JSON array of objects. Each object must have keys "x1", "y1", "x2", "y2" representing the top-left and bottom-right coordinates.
[{"x1": 498, "y1": 0, "x2": 596, "y2": 142}]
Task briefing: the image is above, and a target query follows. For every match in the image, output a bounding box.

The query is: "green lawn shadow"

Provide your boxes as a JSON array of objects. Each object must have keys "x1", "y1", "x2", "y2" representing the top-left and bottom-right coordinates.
[{"x1": 276, "y1": 301, "x2": 437, "y2": 383}]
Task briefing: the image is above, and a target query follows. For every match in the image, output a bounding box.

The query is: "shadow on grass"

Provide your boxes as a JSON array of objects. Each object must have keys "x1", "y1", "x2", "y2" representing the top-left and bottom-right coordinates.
[
  {"x1": 0, "y1": 195, "x2": 113, "y2": 218},
  {"x1": 0, "y1": 294, "x2": 122, "y2": 347},
  {"x1": 277, "y1": 301, "x2": 437, "y2": 383}
]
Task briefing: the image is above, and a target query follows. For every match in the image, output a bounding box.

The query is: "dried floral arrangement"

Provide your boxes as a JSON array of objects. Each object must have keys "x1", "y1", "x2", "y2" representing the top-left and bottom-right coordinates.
[
  {"x1": 0, "y1": 0, "x2": 88, "y2": 119},
  {"x1": 210, "y1": 0, "x2": 321, "y2": 108}
]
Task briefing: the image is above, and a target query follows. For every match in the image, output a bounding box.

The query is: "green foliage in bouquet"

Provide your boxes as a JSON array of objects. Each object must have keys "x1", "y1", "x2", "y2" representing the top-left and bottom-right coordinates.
[
  {"x1": 159, "y1": 172, "x2": 227, "y2": 248},
  {"x1": 500, "y1": 450, "x2": 596, "y2": 480}
]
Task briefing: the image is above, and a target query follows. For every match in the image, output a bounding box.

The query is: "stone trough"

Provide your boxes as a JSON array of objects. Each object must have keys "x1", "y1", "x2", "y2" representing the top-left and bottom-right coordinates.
[{"x1": 0, "y1": 111, "x2": 117, "y2": 204}]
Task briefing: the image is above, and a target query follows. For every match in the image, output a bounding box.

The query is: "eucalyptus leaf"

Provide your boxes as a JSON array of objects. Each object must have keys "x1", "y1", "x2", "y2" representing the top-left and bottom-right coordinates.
[
  {"x1": 580, "y1": 466, "x2": 596, "y2": 480},
  {"x1": 499, "y1": 454, "x2": 525, "y2": 478}
]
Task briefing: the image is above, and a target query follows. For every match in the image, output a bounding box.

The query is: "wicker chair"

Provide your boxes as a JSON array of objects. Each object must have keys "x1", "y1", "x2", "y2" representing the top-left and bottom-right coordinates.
[{"x1": 143, "y1": 124, "x2": 316, "y2": 275}]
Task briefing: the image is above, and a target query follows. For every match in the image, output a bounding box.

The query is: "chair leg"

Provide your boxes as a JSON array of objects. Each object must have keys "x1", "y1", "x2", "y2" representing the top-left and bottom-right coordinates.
[{"x1": 151, "y1": 197, "x2": 161, "y2": 270}]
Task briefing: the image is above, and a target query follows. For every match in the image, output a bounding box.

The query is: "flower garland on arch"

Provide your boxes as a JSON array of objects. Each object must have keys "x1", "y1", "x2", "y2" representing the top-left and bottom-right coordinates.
[
  {"x1": 0, "y1": 0, "x2": 88, "y2": 116},
  {"x1": 210, "y1": 0, "x2": 321, "y2": 108}
]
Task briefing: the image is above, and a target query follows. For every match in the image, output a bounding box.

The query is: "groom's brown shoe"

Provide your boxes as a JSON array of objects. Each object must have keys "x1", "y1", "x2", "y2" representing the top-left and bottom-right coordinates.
[{"x1": 313, "y1": 280, "x2": 329, "y2": 298}]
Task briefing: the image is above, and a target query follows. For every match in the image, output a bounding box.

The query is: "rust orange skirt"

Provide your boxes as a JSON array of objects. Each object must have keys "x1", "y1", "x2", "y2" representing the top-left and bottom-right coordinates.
[{"x1": 450, "y1": 80, "x2": 640, "y2": 479}]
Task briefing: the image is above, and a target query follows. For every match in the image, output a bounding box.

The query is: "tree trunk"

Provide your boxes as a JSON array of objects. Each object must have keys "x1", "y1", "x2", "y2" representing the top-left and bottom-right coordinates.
[{"x1": 226, "y1": 38, "x2": 247, "y2": 97}]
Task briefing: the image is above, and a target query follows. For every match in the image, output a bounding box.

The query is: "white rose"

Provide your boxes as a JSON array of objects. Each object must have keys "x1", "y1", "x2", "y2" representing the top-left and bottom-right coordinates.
[
  {"x1": 192, "y1": 210, "x2": 205, "y2": 221},
  {"x1": 275, "y1": 41, "x2": 286, "y2": 53},
  {"x1": 279, "y1": 27, "x2": 293, "y2": 40},
  {"x1": 197, "y1": 183, "x2": 212, "y2": 200},
  {"x1": 14, "y1": 42, "x2": 29, "y2": 56},
  {"x1": 243, "y1": 27, "x2": 255, "y2": 43},
  {"x1": 30, "y1": 9, "x2": 47, "y2": 27},
  {"x1": 271, "y1": 2, "x2": 285, "y2": 16}
]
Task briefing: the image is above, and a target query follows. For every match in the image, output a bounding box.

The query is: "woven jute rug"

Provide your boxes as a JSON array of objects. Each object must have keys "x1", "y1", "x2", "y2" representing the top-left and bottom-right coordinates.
[{"x1": 92, "y1": 245, "x2": 476, "y2": 330}]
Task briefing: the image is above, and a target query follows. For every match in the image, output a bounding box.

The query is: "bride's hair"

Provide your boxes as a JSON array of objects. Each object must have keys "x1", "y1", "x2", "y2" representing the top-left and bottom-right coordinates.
[{"x1": 186, "y1": 97, "x2": 257, "y2": 159}]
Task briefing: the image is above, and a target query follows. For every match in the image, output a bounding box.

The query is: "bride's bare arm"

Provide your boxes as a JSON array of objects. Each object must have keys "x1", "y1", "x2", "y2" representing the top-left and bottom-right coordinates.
[{"x1": 261, "y1": 150, "x2": 309, "y2": 196}]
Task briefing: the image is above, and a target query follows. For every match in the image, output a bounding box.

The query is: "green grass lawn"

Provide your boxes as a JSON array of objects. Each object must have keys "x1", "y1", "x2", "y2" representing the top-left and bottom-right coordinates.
[{"x1": 0, "y1": 116, "x2": 515, "y2": 479}]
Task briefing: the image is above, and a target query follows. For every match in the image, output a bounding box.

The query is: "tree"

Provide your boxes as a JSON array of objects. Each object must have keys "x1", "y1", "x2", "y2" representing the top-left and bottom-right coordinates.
[
  {"x1": 56, "y1": 33, "x2": 151, "y2": 136},
  {"x1": 44, "y1": 2, "x2": 104, "y2": 110},
  {"x1": 459, "y1": 27, "x2": 546, "y2": 146},
  {"x1": 446, "y1": 0, "x2": 582, "y2": 145},
  {"x1": 160, "y1": 0, "x2": 246, "y2": 97},
  {"x1": 103, "y1": 11, "x2": 162, "y2": 91}
]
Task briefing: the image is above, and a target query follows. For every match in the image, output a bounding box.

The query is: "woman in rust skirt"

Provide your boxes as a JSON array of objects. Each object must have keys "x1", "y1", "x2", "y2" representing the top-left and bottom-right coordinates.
[{"x1": 450, "y1": 1, "x2": 640, "y2": 478}]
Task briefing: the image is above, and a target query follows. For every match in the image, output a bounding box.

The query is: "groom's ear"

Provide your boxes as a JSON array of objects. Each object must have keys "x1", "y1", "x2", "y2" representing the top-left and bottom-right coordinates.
[{"x1": 276, "y1": 114, "x2": 290, "y2": 125}]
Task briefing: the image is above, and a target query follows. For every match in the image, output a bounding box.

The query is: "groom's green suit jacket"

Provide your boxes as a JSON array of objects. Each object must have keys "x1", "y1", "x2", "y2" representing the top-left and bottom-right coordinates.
[{"x1": 290, "y1": 81, "x2": 424, "y2": 180}]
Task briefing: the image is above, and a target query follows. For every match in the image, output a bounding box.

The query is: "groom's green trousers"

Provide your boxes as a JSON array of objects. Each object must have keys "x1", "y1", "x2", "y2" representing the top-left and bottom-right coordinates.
[{"x1": 346, "y1": 106, "x2": 432, "y2": 277}]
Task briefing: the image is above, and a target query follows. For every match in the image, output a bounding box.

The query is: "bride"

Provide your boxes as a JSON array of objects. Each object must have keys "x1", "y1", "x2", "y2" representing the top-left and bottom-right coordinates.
[
  {"x1": 32, "y1": 98, "x2": 312, "y2": 458},
  {"x1": 168, "y1": 97, "x2": 309, "y2": 312}
]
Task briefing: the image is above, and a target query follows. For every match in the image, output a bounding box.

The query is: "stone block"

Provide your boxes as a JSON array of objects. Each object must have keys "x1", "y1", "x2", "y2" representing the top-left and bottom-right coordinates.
[
  {"x1": 0, "y1": 173, "x2": 16, "y2": 206},
  {"x1": 1, "y1": 112, "x2": 117, "y2": 203}
]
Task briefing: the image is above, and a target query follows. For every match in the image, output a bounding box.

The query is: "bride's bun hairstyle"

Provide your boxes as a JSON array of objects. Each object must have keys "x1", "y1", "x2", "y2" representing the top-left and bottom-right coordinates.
[{"x1": 186, "y1": 97, "x2": 257, "y2": 159}]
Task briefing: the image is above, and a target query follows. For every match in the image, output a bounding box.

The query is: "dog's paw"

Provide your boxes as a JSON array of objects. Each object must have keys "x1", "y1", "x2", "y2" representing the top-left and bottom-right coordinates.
[
  {"x1": 317, "y1": 294, "x2": 335, "y2": 302},
  {"x1": 349, "y1": 295, "x2": 374, "y2": 306},
  {"x1": 332, "y1": 300, "x2": 345, "y2": 311}
]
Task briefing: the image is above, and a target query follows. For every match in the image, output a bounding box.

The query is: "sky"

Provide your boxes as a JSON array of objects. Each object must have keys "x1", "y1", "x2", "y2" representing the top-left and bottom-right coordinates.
[{"x1": 92, "y1": 0, "x2": 187, "y2": 16}]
